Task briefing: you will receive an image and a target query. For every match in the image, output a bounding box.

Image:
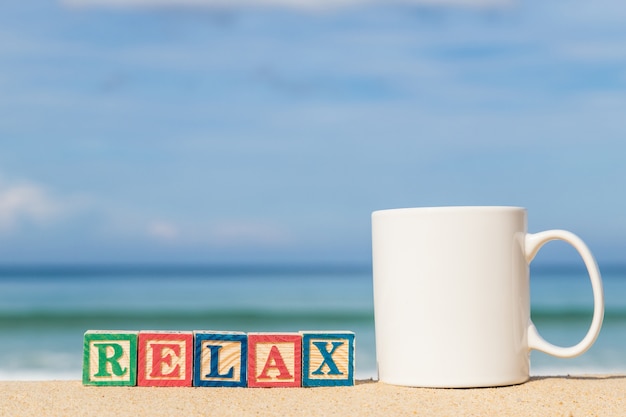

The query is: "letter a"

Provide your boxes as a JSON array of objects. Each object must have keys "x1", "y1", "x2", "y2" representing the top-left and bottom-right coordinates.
[{"x1": 258, "y1": 345, "x2": 292, "y2": 380}]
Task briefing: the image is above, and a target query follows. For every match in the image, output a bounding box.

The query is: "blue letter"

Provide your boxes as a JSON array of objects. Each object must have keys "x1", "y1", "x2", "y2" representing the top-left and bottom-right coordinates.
[
  {"x1": 205, "y1": 345, "x2": 234, "y2": 378},
  {"x1": 312, "y1": 341, "x2": 343, "y2": 375}
]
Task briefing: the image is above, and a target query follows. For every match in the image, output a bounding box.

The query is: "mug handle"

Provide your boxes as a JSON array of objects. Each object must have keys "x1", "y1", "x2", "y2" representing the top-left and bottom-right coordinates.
[{"x1": 525, "y1": 230, "x2": 604, "y2": 357}]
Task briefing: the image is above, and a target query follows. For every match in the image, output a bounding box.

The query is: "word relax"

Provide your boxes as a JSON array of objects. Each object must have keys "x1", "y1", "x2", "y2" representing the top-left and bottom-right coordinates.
[{"x1": 83, "y1": 330, "x2": 355, "y2": 388}]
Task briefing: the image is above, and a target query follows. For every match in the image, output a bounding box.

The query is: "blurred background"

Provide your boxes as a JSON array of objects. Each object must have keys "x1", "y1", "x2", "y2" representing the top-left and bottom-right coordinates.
[{"x1": 0, "y1": 0, "x2": 625, "y2": 380}]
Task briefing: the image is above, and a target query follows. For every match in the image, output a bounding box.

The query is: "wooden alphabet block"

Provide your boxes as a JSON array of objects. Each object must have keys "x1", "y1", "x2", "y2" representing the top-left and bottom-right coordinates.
[
  {"x1": 247, "y1": 333, "x2": 302, "y2": 388},
  {"x1": 137, "y1": 331, "x2": 193, "y2": 387},
  {"x1": 83, "y1": 330, "x2": 138, "y2": 386},
  {"x1": 301, "y1": 331, "x2": 355, "y2": 387},
  {"x1": 193, "y1": 331, "x2": 247, "y2": 387}
]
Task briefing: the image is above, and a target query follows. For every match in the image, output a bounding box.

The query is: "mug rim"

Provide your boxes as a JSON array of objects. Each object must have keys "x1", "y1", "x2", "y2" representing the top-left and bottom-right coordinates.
[{"x1": 372, "y1": 206, "x2": 526, "y2": 217}]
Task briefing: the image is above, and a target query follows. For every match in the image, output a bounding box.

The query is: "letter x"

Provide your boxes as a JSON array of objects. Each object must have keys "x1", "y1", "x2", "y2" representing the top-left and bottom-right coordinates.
[{"x1": 311, "y1": 341, "x2": 344, "y2": 375}]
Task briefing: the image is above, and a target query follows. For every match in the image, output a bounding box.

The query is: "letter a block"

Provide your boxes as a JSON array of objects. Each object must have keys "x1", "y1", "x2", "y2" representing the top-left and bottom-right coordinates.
[
  {"x1": 301, "y1": 331, "x2": 355, "y2": 387},
  {"x1": 194, "y1": 331, "x2": 247, "y2": 387},
  {"x1": 248, "y1": 333, "x2": 302, "y2": 388},
  {"x1": 83, "y1": 330, "x2": 138, "y2": 386},
  {"x1": 137, "y1": 331, "x2": 193, "y2": 387}
]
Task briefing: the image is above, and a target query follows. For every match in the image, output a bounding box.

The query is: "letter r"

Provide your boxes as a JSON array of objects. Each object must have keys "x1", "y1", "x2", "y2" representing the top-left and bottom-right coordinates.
[{"x1": 94, "y1": 343, "x2": 128, "y2": 377}]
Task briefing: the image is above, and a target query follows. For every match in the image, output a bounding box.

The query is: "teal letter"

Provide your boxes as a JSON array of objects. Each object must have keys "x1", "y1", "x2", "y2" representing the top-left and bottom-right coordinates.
[
  {"x1": 205, "y1": 345, "x2": 234, "y2": 378},
  {"x1": 312, "y1": 341, "x2": 343, "y2": 375}
]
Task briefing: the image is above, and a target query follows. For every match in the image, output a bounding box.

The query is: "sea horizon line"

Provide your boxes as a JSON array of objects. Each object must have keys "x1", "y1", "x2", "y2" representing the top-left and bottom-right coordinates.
[{"x1": 0, "y1": 260, "x2": 624, "y2": 278}]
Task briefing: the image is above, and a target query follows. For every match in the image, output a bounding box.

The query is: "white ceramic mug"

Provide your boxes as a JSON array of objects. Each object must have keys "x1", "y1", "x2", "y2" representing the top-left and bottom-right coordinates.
[{"x1": 372, "y1": 206, "x2": 604, "y2": 388}]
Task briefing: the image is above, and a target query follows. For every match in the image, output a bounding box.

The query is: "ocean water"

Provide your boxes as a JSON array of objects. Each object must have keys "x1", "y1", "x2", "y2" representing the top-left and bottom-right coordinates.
[{"x1": 0, "y1": 264, "x2": 624, "y2": 381}]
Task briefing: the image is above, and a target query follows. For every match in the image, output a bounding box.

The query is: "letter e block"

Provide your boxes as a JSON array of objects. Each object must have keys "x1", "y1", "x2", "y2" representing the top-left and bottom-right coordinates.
[
  {"x1": 194, "y1": 331, "x2": 247, "y2": 387},
  {"x1": 248, "y1": 333, "x2": 302, "y2": 388},
  {"x1": 137, "y1": 331, "x2": 193, "y2": 387},
  {"x1": 83, "y1": 330, "x2": 138, "y2": 386},
  {"x1": 301, "y1": 331, "x2": 355, "y2": 387}
]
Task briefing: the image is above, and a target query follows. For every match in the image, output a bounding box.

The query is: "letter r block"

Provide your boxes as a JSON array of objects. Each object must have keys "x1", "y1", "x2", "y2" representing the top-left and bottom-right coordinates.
[
  {"x1": 194, "y1": 331, "x2": 247, "y2": 387},
  {"x1": 301, "y1": 331, "x2": 355, "y2": 387},
  {"x1": 137, "y1": 331, "x2": 193, "y2": 387},
  {"x1": 248, "y1": 333, "x2": 302, "y2": 388},
  {"x1": 83, "y1": 330, "x2": 138, "y2": 386}
]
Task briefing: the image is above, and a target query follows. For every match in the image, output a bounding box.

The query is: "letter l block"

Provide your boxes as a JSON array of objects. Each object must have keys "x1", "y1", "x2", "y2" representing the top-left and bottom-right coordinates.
[{"x1": 194, "y1": 331, "x2": 247, "y2": 387}]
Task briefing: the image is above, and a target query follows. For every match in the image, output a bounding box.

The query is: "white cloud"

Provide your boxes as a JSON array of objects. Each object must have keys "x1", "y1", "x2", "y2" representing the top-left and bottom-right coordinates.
[
  {"x1": 143, "y1": 219, "x2": 292, "y2": 247},
  {"x1": 209, "y1": 220, "x2": 291, "y2": 246},
  {"x1": 62, "y1": 0, "x2": 513, "y2": 11},
  {"x1": 558, "y1": 41, "x2": 626, "y2": 62},
  {"x1": 0, "y1": 181, "x2": 66, "y2": 233},
  {"x1": 147, "y1": 220, "x2": 180, "y2": 241}
]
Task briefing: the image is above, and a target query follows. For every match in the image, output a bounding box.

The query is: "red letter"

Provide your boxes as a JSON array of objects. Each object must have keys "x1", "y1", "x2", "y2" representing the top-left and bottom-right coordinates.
[
  {"x1": 258, "y1": 345, "x2": 293, "y2": 380},
  {"x1": 149, "y1": 343, "x2": 181, "y2": 378}
]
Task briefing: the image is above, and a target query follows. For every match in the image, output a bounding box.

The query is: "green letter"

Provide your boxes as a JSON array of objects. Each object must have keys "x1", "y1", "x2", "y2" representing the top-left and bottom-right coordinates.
[{"x1": 94, "y1": 343, "x2": 128, "y2": 377}]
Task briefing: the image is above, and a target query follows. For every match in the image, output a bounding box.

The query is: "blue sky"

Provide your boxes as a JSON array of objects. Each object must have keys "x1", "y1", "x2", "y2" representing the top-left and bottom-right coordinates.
[{"x1": 0, "y1": 0, "x2": 625, "y2": 265}]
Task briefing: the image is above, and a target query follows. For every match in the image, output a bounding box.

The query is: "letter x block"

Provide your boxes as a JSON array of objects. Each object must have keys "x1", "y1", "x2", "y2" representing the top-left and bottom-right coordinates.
[
  {"x1": 194, "y1": 331, "x2": 247, "y2": 387},
  {"x1": 301, "y1": 331, "x2": 355, "y2": 387},
  {"x1": 248, "y1": 333, "x2": 302, "y2": 388},
  {"x1": 83, "y1": 330, "x2": 138, "y2": 386},
  {"x1": 137, "y1": 331, "x2": 193, "y2": 387}
]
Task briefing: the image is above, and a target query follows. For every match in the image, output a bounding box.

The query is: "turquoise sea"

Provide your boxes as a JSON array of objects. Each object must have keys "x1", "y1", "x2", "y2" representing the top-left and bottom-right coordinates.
[{"x1": 0, "y1": 264, "x2": 624, "y2": 380}]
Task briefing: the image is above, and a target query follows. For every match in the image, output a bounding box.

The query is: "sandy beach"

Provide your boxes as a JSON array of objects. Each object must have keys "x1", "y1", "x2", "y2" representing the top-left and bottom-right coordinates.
[{"x1": 1, "y1": 376, "x2": 624, "y2": 416}]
